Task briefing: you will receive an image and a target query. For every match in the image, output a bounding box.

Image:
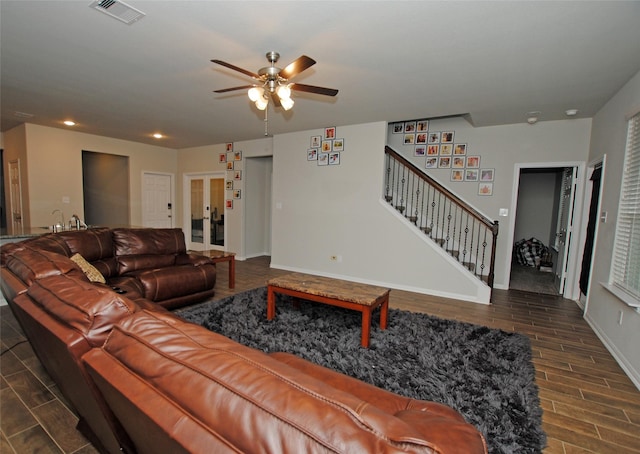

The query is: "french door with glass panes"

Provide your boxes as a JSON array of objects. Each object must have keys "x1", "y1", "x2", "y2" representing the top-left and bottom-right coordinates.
[{"x1": 185, "y1": 173, "x2": 225, "y2": 251}]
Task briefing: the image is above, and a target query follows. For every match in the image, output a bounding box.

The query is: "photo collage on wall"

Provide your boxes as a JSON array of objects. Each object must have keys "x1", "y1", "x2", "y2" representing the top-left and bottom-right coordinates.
[
  {"x1": 393, "y1": 120, "x2": 495, "y2": 196},
  {"x1": 307, "y1": 127, "x2": 344, "y2": 166},
  {"x1": 220, "y1": 142, "x2": 243, "y2": 209}
]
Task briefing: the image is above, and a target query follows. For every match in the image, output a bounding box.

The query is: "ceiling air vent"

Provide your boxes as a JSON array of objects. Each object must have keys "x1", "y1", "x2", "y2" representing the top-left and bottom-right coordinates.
[{"x1": 89, "y1": 0, "x2": 145, "y2": 25}]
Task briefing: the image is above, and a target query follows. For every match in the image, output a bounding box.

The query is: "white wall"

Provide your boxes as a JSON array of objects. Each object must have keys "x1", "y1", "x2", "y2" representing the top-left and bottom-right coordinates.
[
  {"x1": 245, "y1": 156, "x2": 272, "y2": 258},
  {"x1": 271, "y1": 121, "x2": 488, "y2": 303},
  {"x1": 388, "y1": 116, "x2": 592, "y2": 289},
  {"x1": 584, "y1": 70, "x2": 640, "y2": 388}
]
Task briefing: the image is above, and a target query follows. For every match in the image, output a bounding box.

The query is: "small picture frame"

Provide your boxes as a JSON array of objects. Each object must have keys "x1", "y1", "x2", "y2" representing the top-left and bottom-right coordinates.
[
  {"x1": 226, "y1": 180, "x2": 233, "y2": 190},
  {"x1": 233, "y1": 189, "x2": 241, "y2": 199},
  {"x1": 404, "y1": 121, "x2": 416, "y2": 133},
  {"x1": 333, "y1": 139, "x2": 344, "y2": 152},
  {"x1": 392, "y1": 123, "x2": 404, "y2": 134},
  {"x1": 478, "y1": 182, "x2": 493, "y2": 196},
  {"x1": 311, "y1": 135, "x2": 321, "y2": 147},
  {"x1": 466, "y1": 156, "x2": 480, "y2": 168},
  {"x1": 226, "y1": 199, "x2": 233, "y2": 209},
  {"x1": 219, "y1": 153, "x2": 227, "y2": 163},
  {"x1": 318, "y1": 152, "x2": 329, "y2": 166},
  {"x1": 427, "y1": 144, "x2": 439, "y2": 155},
  {"x1": 440, "y1": 144, "x2": 453, "y2": 155},
  {"x1": 425, "y1": 157, "x2": 438, "y2": 168},
  {"x1": 226, "y1": 161, "x2": 234, "y2": 171},
  {"x1": 454, "y1": 143, "x2": 467, "y2": 155},
  {"x1": 414, "y1": 145, "x2": 426, "y2": 157},
  {"x1": 452, "y1": 156, "x2": 465, "y2": 168},
  {"x1": 451, "y1": 170, "x2": 464, "y2": 182},
  {"x1": 307, "y1": 148, "x2": 318, "y2": 161},
  {"x1": 428, "y1": 132, "x2": 441, "y2": 144},
  {"x1": 415, "y1": 133, "x2": 427, "y2": 144},
  {"x1": 416, "y1": 120, "x2": 429, "y2": 132},
  {"x1": 441, "y1": 131, "x2": 454, "y2": 143},
  {"x1": 226, "y1": 143, "x2": 233, "y2": 152},
  {"x1": 234, "y1": 170, "x2": 242, "y2": 180},
  {"x1": 324, "y1": 126, "x2": 336, "y2": 139},
  {"x1": 480, "y1": 168, "x2": 495, "y2": 181},
  {"x1": 403, "y1": 133, "x2": 415, "y2": 145},
  {"x1": 322, "y1": 140, "x2": 333, "y2": 152},
  {"x1": 234, "y1": 151, "x2": 242, "y2": 161},
  {"x1": 438, "y1": 157, "x2": 451, "y2": 168},
  {"x1": 329, "y1": 152, "x2": 340, "y2": 165},
  {"x1": 465, "y1": 169, "x2": 479, "y2": 181}
]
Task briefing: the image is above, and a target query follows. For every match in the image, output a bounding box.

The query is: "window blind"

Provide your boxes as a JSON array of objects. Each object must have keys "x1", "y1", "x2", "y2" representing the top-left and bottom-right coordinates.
[{"x1": 612, "y1": 112, "x2": 640, "y2": 299}]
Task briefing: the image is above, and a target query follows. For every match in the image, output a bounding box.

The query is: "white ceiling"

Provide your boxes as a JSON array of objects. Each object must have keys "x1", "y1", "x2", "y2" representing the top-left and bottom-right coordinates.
[{"x1": 2, "y1": 1, "x2": 640, "y2": 149}]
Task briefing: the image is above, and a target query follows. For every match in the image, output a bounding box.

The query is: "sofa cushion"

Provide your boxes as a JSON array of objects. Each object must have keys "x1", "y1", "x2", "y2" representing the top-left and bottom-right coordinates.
[
  {"x1": 112, "y1": 228, "x2": 186, "y2": 256},
  {"x1": 5, "y1": 247, "x2": 88, "y2": 286},
  {"x1": 56, "y1": 227, "x2": 113, "y2": 262},
  {"x1": 70, "y1": 253, "x2": 107, "y2": 284},
  {"x1": 24, "y1": 234, "x2": 72, "y2": 256},
  {"x1": 26, "y1": 274, "x2": 139, "y2": 348}
]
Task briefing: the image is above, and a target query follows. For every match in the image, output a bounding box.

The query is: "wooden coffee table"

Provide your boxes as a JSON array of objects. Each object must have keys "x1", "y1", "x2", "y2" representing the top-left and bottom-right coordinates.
[{"x1": 266, "y1": 273, "x2": 390, "y2": 348}]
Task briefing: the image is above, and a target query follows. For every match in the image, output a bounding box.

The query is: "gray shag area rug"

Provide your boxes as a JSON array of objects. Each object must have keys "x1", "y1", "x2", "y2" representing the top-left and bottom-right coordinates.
[{"x1": 175, "y1": 287, "x2": 545, "y2": 454}]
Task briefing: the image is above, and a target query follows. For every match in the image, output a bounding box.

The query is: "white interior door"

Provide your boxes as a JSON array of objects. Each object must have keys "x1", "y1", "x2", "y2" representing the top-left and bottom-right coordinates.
[
  {"x1": 142, "y1": 172, "x2": 173, "y2": 227},
  {"x1": 554, "y1": 167, "x2": 577, "y2": 294},
  {"x1": 185, "y1": 173, "x2": 224, "y2": 251},
  {"x1": 9, "y1": 159, "x2": 23, "y2": 233}
]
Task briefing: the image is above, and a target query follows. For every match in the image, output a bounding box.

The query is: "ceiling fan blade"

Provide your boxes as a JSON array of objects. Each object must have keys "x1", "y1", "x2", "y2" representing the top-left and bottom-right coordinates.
[
  {"x1": 279, "y1": 55, "x2": 316, "y2": 80},
  {"x1": 290, "y1": 83, "x2": 338, "y2": 97},
  {"x1": 211, "y1": 59, "x2": 261, "y2": 80},
  {"x1": 214, "y1": 85, "x2": 255, "y2": 93}
]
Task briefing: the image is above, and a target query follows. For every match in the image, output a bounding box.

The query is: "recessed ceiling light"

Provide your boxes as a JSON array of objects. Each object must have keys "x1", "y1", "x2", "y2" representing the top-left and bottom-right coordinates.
[
  {"x1": 153, "y1": 133, "x2": 163, "y2": 139},
  {"x1": 63, "y1": 120, "x2": 76, "y2": 126},
  {"x1": 565, "y1": 109, "x2": 579, "y2": 116}
]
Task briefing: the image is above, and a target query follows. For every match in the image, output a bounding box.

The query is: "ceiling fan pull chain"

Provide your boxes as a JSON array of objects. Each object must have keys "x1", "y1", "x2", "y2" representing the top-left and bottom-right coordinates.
[{"x1": 264, "y1": 104, "x2": 269, "y2": 136}]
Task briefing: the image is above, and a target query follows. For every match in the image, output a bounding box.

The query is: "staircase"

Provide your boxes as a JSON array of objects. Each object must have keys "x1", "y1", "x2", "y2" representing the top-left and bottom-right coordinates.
[{"x1": 384, "y1": 146, "x2": 498, "y2": 290}]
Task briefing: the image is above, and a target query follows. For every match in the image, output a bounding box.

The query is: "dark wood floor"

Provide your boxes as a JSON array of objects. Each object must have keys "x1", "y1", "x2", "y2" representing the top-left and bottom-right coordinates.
[{"x1": 1, "y1": 256, "x2": 639, "y2": 453}]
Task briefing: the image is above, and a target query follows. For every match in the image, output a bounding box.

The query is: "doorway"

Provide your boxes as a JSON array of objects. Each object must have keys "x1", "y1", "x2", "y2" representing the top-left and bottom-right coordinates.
[
  {"x1": 184, "y1": 173, "x2": 225, "y2": 251},
  {"x1": 508, "y1": 163, "x2": 583, "y2": 298},
  {"x1": 82, "y1": 151, "x2": 130, "y2": 226}
]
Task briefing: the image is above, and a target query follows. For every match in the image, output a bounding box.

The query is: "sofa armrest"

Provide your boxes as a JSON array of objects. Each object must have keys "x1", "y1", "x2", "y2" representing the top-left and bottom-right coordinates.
[{"x1": 175, "y1": 253, "x2": 213, "y2": 267}]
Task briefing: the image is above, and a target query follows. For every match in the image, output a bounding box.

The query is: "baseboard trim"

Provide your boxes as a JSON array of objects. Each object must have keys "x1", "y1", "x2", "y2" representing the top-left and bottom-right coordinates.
[
  {"x1": 269, "y1": 263, "x2": 490, "y2": 305},
  {"x1": 583, "y1": 312, "x2": 640, "y2": 391}
]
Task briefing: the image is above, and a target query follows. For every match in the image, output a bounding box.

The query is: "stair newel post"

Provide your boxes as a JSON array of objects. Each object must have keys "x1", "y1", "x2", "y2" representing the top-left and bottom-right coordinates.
[{"x1": 488, "y1": 220, "x2": 499, "y2": 291}]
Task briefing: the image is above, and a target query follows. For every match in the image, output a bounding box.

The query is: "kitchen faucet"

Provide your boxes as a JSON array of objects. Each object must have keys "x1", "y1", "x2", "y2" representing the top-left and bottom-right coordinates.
[{"x1": 51, "y1": 209, "x2": 65, "y2": 231}]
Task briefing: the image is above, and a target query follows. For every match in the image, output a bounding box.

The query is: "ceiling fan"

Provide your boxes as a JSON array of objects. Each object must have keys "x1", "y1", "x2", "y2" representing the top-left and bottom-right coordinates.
[{"x1": 211, "y1": 51, "x2": 338, "y2": 111}]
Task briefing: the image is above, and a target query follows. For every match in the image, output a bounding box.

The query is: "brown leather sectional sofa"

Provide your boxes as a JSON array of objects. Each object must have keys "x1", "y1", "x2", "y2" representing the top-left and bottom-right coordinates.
[{"x1": 1, "y1": 228, "x2": 487, "y2": 454}]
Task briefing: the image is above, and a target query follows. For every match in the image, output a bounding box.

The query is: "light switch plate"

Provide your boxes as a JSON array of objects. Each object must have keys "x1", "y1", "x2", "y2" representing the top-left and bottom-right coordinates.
[{"x1": 499, "y1": 208, "x2": 508, "y2": 216}]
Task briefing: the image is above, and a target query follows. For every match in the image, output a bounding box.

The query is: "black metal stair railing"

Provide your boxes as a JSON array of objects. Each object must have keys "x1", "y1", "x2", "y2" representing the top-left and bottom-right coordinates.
[{"x1": 384, "y1": 146, "x2": 499, "y2": 289}]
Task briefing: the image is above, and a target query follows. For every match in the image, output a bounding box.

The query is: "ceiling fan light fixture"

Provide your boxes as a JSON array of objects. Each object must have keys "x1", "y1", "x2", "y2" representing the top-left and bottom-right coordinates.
[
  {"x1": 255, "y1": 95, "x2": 269, "y2": 111},
  {"x1": 280, "y1": 97, "x2": 294, "y2": 111},
  {"x1": 276, "y1": 84, "x2": 292, "y2": 101},
  {"x1": 248, "y1": 86, "x2": 264, "y2": 102}
]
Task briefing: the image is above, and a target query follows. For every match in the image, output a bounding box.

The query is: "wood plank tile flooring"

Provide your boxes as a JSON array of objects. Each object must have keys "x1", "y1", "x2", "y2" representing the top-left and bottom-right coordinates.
[{"x1": 1, "y1": 255, "x2": 639, "y2": 453}]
